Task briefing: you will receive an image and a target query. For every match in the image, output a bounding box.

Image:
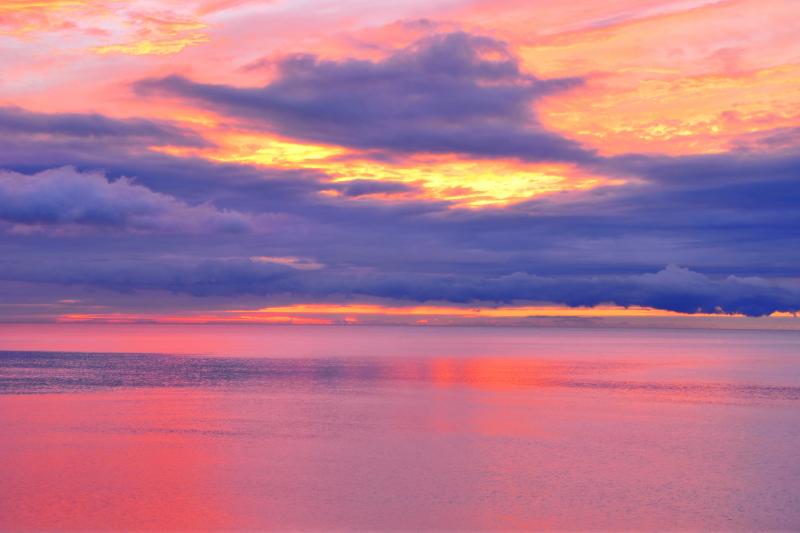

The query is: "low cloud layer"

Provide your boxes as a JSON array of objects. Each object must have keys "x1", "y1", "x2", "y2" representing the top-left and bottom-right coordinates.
[{"x1": 0, "y1": 255, "x2": 796, "y2": 316}]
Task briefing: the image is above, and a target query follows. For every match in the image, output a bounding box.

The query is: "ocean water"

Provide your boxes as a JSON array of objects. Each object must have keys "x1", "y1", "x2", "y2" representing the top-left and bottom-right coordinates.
[{"x1": 1, "y1": 325, "x2": 799, "y2": 531}]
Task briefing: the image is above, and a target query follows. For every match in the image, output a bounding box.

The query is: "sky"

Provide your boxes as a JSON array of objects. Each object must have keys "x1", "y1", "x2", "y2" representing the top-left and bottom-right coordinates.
[{"x1": 0, "y1": 0, "x2": 798, "y2": 328}]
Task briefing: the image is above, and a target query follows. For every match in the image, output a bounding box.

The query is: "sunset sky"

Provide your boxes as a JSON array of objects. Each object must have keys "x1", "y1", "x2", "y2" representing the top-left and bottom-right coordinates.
[{"x1": 0, "y1": 0, "x2": 798, "y2": 327}]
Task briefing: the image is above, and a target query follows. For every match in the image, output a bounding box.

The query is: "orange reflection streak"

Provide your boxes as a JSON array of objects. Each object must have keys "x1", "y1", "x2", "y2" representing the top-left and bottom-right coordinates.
[{"x1": 426, "y1": 357, "x2": 560, "y2": 391}]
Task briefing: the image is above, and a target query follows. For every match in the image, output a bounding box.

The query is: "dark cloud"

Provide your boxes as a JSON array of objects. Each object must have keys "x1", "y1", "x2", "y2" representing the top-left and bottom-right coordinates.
[
  {"x1": 729, "y1": 126, "x2": 800, "y2": 152},
  {"x1": 332, "y1": 179, "x2": 418, "y2": 197},
  {"x1": 612, "y1": 151, "x2": 800, "y2": 187},
  {"x1": 0, "y1": 167, "x2": 254, "y2": 233},
  {"x1": 0, "y1": 255, "x2": 796, "y2": 316},
  {"x1": 349, "y1": 264, "x2": 800, "y2": 317},
  {"x1": 136, "y1": 32, "x2": 594, "y2": 163},
  {"x1": 0, "y1": 127, "x2": 337, "y2": 214},
  {"x1": 0, "y1": 106, "x2": 209, "y2": 147}
]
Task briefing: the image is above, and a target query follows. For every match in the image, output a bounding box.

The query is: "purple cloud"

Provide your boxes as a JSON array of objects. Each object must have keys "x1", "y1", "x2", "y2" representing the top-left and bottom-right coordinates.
[
  {"x1": 0, "y1": 106, "x2": 209, "y2": 147},
  {"x1": 136, "y1": 32, "x2": 594, "y2": 163},
  {"x1": 0, "y1": 167, "x2": 254, "y2": 234},
  {"x1": 0, "y1": 253, "x2": 796, "y2": 316}
]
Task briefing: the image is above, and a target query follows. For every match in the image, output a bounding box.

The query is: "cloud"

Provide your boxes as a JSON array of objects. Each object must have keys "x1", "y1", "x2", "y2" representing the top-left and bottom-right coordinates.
[
  {"x1": 136, "y1": 32, "x2": 594, "y2": 163},
  {"x1": 0, "y1": 253, "x2": 796, "y2": 316},
  {"x1": 353, "y1": 265, "x2": 799, "y2": 317},
  {"x1": 0, "y1": 167, "x2": 254, "y2": 234},
  {"x1": 730, "y1": 126, "x2": 800, "y2": 152},
  {"x1": 0, "y1": 1, "x2": 90, "y2": 36},
  {"x1": 250, "y1": 255, "x2": 325, "y2": 270},
  {"x1": 612, "y1": 150, "x2": 800, "y2": 187},
  {"x1": 0, "y1": 106, "x2": 208, "y2": 147},
  {"x1": 332, "y1": 179, "x2": 419, "y2": 197},
  {"x1": 91, "y1": 9, "x2": 209, "y2": 56},
  {"x1": 0, "y1": 117, "x2": 798, "y2": 284}
]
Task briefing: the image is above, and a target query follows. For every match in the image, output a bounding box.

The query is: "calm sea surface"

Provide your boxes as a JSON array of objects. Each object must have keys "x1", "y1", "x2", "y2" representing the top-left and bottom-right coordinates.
[{"x1": 1, "y1": 325, "x2": 799, "y2": 531}]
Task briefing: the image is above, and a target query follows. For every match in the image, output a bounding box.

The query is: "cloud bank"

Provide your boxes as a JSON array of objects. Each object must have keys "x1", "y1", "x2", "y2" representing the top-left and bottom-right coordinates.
[{"x1": 0, "y1": 255, "x2": 796, "y2": 316}]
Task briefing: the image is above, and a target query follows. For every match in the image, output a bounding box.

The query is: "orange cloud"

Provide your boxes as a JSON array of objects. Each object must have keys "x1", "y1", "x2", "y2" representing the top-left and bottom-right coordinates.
[
  {"x1": 0, "y1": 1, "x2": 210, "y2": 56},
  {"x1": 92, "y1": 9, "x2": 210, "y2": 56},
  {"x1": 539, "y1": 64, "x2": 800, "y2": 156},
  {"x1": 511, "y1": 0, "x2": 800, "y2": 155},
  {"x1": 92, "y1": 34, "x2": 209, "y2": 56},
  {"x1": 0, "y1": 1, "x2": 97, "y2": 36}
]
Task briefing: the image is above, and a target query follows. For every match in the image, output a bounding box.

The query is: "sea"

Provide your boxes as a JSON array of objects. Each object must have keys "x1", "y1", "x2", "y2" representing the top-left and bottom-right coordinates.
[{"x1": 1, "y1": 325, "x2": 799, "y2": 531}]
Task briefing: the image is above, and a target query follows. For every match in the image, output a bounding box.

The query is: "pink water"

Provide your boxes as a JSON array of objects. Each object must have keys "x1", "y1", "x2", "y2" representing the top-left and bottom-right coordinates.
[{"x1": 1, "y1": 325, "x2": 799, "y2": 530}]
